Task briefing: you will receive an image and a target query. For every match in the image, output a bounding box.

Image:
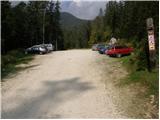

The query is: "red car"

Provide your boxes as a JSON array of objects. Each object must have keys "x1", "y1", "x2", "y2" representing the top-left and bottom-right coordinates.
[{"x1": 105, "y1": 45, "x2": 133, "y2": 57}]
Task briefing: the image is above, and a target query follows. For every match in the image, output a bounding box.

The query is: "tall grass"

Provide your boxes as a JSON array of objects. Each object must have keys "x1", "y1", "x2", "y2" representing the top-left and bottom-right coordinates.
[
  {"x1": 119, "y1": 53, "x2": 159, "y2": 96},
  {"x1": 1, "y1": 49, "x2": 34, "y2": 79}
]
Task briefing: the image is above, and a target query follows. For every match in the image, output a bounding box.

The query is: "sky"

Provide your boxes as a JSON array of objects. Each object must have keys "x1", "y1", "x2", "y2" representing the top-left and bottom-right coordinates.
[
  {"x1": 11, "y1": 0, "x2": 107, "y2": 20},
  {"x1": 60, "y1": 0, "x2": 107, "y2": 20}
]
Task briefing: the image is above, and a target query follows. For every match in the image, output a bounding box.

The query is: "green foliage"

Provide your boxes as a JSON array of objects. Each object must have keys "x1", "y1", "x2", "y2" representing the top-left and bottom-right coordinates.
[
  {"x1": 1, "y1": 1, "x2": 13, "y2": 54},
  {"x1": 63, "y1": 23, "x2": 89, "y2": 49},
  {"x1": 1, "y1": 1, "x2": 64, "y2": 53},
  {"x1": 60, "y1": 12, "x2": 88, "y2": 29},
  {"x1": 1, "y1": 50, "x2": 34, "y2": 79},
  {"x1": 90, "y1": 1, "x2": 158, "y2": 71},
  {"x1": 88, "y1": 15, "x2": 105, "y2": 45},
  {"x1": 103, "y1": 1, "x2": 159, "y2": 40},
  {"x1": 2, "y1": 1, "x2": 91, "y2": 52},
  {"x1": 26, "y1": 1, "x2": 46, "y2": 46},
  {"x1": 62, "y1": 14, "x2": 91, "y2": 49},
  {"x1": 119, "y1": 55, "x2": 159, "y2": 95},
  {"x1": 123, "y1": 70, "x2": 158, "y2": 95}
]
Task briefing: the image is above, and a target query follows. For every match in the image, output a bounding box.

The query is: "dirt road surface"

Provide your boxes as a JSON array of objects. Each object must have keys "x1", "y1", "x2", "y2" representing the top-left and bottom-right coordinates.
[{"x1": 2, "y1": 49, "x2": 143, "y2": 118}]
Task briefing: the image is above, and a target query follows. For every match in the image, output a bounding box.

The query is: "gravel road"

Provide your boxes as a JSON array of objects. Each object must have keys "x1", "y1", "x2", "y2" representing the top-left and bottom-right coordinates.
[{"x1": 2, "y1": 49, "x2": 130, "y2": 118}]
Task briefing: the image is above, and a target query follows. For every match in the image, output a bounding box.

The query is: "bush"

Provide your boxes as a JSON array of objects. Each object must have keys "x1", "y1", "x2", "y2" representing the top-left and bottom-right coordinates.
[
  {"x1": 124, "y1": 70, "x2": 159, "y2": 95},
  {"x1": 135, "y1": 48, "x2": 148, "y2": 71},
  {"x1": 1, "y1": 49, "x2": 33, "y2": 79},
  {"x1": 120, "y1": 42, "x2": 159, "y2": 96},
  {"x1": 2, "y1": 55, "x2": 17, "y2": 66}
]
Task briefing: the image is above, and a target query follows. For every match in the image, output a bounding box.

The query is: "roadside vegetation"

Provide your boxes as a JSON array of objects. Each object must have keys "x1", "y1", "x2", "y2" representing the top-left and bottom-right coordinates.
[
  {"x1": 89, "y1": 1, "x2": 159, "y2": 95},
  {"x1": 119, "y1": 55, "x2": 158, "y2": 96},
  {"x1": 1, "y1": 50, "x2": 34, "y2": 79},
  {"x1": 88, "y1": 1, "x2": 158, "y2": 117},
  {"x1": 118, "y1": 55, "x2": 159, "y2": 118}
]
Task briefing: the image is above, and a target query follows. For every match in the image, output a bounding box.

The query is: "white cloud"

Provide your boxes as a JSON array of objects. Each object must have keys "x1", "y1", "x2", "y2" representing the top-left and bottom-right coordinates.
[
  {"x1": 61, "y1": 1, "x2": 107, "y2": 20},
  {"x1": 11, "y1": 0, "x2": 107, "y2": 20}
]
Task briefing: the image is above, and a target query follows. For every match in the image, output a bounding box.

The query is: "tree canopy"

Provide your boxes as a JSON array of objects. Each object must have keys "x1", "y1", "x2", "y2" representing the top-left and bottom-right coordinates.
[
  {"x1": 88, "y1": 1, "x2": 159, "y2": 70},
  {"x1": 1, "y1": 1, "x2": 64, "y2": 54}
]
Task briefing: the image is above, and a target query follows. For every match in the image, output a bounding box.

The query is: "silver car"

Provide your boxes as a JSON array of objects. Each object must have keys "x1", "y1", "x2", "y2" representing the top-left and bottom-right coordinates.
[
  {"x1": 41, "y1": 44, "x2": 54, "y2": 52},
  {"x1": 25, "y1": 45, "x2": 48, "y2": 54}
]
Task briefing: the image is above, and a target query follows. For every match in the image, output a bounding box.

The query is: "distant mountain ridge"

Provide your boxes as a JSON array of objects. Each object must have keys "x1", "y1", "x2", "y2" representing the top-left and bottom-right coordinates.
[{"x1": 60, "y1": 12, "x2": 89, "y2": 29}]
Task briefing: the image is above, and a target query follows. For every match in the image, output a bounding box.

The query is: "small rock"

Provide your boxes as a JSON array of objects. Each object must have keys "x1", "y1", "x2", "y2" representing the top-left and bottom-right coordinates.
[{"x1": 150, "y1": 95, "x2": 155, "y2": 104}]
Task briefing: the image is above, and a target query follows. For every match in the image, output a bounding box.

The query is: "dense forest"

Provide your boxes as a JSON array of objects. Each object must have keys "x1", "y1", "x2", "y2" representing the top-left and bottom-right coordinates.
[
  {"x1": 89, "y1": 1, "x2": 159, "y2": 70},
  {"x1": 1, "y1": 1, "x2": 91, "y2": 54},
  {"x1": 60, "y1": 12, "x2": 91, "y2": 49},
  {"x1": 2, "y1": 1, "x2": 64, "y2": 54},
  {"x1": 89, "y1": 1, "x2": 159, "y2": 44}
]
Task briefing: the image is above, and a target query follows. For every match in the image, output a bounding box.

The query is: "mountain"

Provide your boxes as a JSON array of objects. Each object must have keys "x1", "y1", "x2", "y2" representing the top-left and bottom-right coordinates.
[{"x1": 60, "y1": 12, "x2": 89, "y2": 29}]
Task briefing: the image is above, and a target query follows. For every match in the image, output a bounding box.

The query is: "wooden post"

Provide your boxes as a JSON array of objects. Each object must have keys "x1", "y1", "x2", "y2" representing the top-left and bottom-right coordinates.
[{"x1": 146, "y1": 18, "x2": 156, "y2": 72}]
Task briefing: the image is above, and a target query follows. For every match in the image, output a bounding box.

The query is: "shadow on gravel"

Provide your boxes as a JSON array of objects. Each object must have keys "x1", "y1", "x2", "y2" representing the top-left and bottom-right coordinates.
[{"x1": 2, "y1": 77, "x2": 94, "y2": 119}]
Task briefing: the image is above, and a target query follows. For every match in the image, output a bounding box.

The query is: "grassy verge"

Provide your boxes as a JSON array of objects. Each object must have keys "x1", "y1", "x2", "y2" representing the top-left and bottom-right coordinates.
[
  {"x1": 1, "y1": 49, "x2": 34, "y2": 79},
  {"x1": 119, "y1": 54, "x2": 159, "y2": 96}
]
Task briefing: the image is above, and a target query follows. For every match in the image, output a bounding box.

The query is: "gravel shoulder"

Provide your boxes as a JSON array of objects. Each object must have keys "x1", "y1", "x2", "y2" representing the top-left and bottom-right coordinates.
[{"x1": 1, "y1": 49, "x2": 145, "y2": 118}]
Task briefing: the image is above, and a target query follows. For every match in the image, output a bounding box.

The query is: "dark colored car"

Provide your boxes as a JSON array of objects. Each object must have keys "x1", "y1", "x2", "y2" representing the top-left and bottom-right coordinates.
[
  {"x1": 25, "y1": 45, "x2": 48, "y2": 55},
  {"x1": 105, "y1": 45, "x2": 133, "y2": 57},
  {"x1": 96, "y1": 44, "x2": 106, "y2": 51},
  {"x1": 98, "y1": 45, "x2": 111, "y2": 54}
]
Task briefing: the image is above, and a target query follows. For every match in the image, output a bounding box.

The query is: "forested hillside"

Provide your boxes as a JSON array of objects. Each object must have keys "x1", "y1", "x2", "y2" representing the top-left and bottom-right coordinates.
[
  {"x1": 60, "y1": 12, "x2": 91, "y2": 49},
  {"x1": 60, "y1": 12, "x2": 88, "y2": 29}
]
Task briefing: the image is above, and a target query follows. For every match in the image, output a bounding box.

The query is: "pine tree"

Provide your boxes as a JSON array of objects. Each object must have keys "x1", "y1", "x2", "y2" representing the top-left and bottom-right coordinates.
[
  {"x1": 54, "y1": 0, "x2": 64, "y2": 50},
  {"x1": 1, "y1": 1, "x2": 12, "y2": 54}
]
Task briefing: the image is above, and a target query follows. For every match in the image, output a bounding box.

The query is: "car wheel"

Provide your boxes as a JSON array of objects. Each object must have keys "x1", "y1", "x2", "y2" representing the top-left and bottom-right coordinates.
[
  {"x1": 39, "y1": 52, "x2": 43, "y2": 55},
  {"x1": 116, "y1": 54, "x2": 122, "y2": 58}
]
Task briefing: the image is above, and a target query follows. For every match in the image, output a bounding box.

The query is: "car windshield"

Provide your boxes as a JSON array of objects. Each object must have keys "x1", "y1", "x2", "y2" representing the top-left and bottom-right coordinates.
[
  {"x1": 98, "y1": 44, "x2": 105, "y2": 47},
  {"x1": 32, "y1": 47, "x2": 39, "y2": 50}
]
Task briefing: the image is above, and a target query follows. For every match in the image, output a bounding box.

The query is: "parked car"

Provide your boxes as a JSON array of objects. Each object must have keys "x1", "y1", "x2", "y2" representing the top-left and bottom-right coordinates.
[
  {"x1": 41, "y1": 43, "x2": 54, "y2": 52},
  {"x1": 96, "y1": 44, "x2": 106, "y2": 51},
  {"x1": 105, "y1": 45, "x2": 133, "y2": 57},
  {"x1": 92, "y1": 44, "x2": 98, "y2": 51},
  {"x1": 25, "y1": 45, "x2": 48, "y2": 55},
  {"x1": 98, "y1": 45, "x2": 111, "y2": 54}
]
